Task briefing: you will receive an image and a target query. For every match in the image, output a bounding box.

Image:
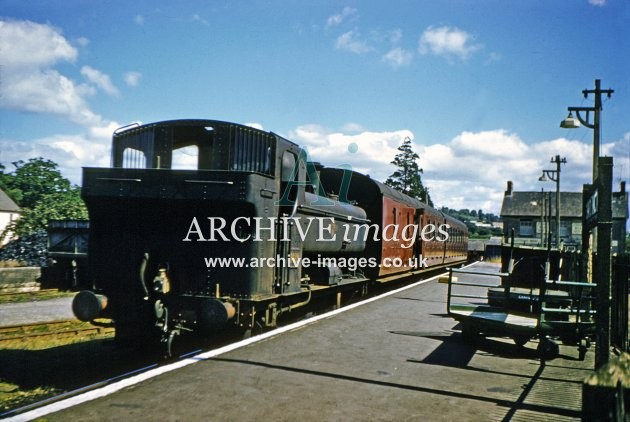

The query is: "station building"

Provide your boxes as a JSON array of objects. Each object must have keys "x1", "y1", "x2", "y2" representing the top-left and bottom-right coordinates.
[
  {"x1": 500, "y1": 180, "x2": 628, "y2": 253},
  {"x1": 0, "y1": 188, "x2": 20, "y2": 245}
]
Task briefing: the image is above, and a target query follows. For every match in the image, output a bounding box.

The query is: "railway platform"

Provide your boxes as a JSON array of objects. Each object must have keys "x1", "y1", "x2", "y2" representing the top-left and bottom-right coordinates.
[{"x1": 18, "y1": 262, "x2": 593, "y2": 421}]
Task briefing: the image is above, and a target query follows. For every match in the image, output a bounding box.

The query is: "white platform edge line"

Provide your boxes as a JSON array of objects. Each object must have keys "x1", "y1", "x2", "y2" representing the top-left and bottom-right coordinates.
[{"x1": 9, "y1": 263, "x2": 477, "y2": 421}]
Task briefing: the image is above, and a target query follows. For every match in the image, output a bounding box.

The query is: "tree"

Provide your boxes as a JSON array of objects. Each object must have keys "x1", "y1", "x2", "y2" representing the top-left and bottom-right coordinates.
[
  {"x1": 385, "y1": 137, "x2": 433, "y2": 206},
  {"x1": 10, "y1": 190, "x2": 88, "y2": 236},
  {"x1": 5, "y1": 158, "x2": 73, "y2": 209},
  {"x1": 0, "y1": 158, "x2": 88, "y2": 237}
]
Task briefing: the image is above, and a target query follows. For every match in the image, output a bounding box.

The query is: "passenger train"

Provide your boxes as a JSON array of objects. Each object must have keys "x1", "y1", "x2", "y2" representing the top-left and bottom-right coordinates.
[{"x1": 72, "y1": 119, "x2": 468, "y2": 352}]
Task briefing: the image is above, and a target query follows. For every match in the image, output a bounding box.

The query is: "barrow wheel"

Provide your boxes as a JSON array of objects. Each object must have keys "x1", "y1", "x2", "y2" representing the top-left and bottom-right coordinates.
[
  {"x1": 578, "y1": 338, "x2": 590, "y2": 361},
  {"x1": 578, "y1": 345, "x2": 587, "y2": 361},
  {"x1": 512, "y1": 335, "x2": 530, "y2": 347},
  {"x1": 461, "y1": 322, "x2": 478, "y2": 343},
  {"x1": 537, "y1": 337, "x2": 559, "y2": 360}
]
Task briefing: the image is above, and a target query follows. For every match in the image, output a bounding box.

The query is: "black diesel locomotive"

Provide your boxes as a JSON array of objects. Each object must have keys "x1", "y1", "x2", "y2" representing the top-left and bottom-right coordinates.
[{"x1": 72, "y1": 119, "x2": 467, "y2": 350}]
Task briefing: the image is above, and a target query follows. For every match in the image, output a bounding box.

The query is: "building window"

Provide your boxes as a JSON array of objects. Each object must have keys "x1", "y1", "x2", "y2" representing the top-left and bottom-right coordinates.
[
  {"x1": 519, "y1": 220, "x2": 533, "y2": 236},
  {"x1": 560, "y1": 221, "x2": 571, "y2": 238}
]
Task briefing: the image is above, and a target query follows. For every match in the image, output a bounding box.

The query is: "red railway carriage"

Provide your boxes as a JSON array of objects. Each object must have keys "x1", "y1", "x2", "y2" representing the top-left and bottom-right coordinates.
[
  {"x1": 443, "y1": 214, "x2": 468, "y2": 264},
  {"x1": 380, "y1": 195, "x2": 416, "y2": 276},
  {"x1": 420, "y1": 206, "x2": 448, "y2": 268},
  {"x1": 318, "y1": 167, "x2": 468, "y2": 278}
]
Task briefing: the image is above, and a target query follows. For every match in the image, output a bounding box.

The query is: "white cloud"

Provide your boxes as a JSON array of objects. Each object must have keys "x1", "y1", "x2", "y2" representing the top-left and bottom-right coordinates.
[
  {"x1": 287, "y1": 125, "x2": 628, "y2": 215},
  {"x1": 0, "y1": 19, "x2": 105, "y2": 126},
  {"x1": 382, "y1": 47, "x2": 413, "y2": 68},
  {"x1": 288, "y1": 124, "x2": 412, "y2": 180},
  {"x1": 0, "y1": 121, "x2": 118, "y2": 185},
  {"x1": 0, "y1": 18, "x2": 129, "y2": 185},
  {"x1": 449, "y1": 130, "x2": 528, "y2": 158},
  {"x1": 245, "y1": 122, "x2": 265, "y2": 130},
  {"x1": 419, "y1": 26, "x2": 481, "y2": 61},
  {"x1": 341, "y1": 122, "x2": 365, "y2": 133},
  {"x1": 76, "y1": 37, "x2": 90, "y2": 47},
  {"x1": 124, "y1": 71, "x2": 142, "y2": 87},
  {"x1": 134, "y1": 14, "x2": 145, "y2": 25},
  {"x1": 419, "y1": 130, "x2": 626, "y2": 213},
  {"x1": 326, "y1": 7, "x2": 357, "y2": 27},
  {"x1": 192, "y1": 14, "x2": 209, "y2": 26},
  {"x1": 2, "y1": 69, "x2": 101, "y2": 126},
  {"x1": 335, "y1": 31, "x2": 373, "y2": 54},
  {"x1": 485, "y1": 52, "x2": 501, "y2": 65},
  {"x1": 81, "y1": 66, "x2": 120, "y2": 97},
  {"x1": 389, "y1": 29, "x2": 403, "y2": 44},
  {"x1": 588, "y1": 0, "x2": 606, "y2": 6},
  {"x1": 0, "y1": 19, "x2": 77, "y2": 68}
]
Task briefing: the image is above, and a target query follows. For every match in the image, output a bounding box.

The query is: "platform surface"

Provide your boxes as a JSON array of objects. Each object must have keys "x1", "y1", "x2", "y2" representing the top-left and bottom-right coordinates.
[{"x1": 41, "y1": 262, "x2": 593, "y2": 421}]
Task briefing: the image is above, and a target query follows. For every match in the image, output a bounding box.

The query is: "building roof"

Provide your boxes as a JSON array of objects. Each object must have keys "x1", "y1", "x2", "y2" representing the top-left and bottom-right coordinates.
[
  {"x1": 500, "y1": 189, "x2": 628, "y2": 220},
  {"x1": 0, "y1": 189, "x2": 19, "y2": 212}
]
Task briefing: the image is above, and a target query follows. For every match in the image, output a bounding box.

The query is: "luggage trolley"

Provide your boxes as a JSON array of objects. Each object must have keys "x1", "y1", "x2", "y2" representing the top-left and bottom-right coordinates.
[{"x1": 446, "y1": 261, "x2": 596, "y2": 360}]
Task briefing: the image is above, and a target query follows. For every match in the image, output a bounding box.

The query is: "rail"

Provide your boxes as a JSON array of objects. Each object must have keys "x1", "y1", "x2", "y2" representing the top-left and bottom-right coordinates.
[{"x1": 0, "y1": 319, "x2": 114, "y2": 344}]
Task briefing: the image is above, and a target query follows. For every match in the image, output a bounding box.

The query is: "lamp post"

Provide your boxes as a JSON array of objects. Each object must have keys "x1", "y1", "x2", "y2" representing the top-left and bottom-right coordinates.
[
  {"x1": 560, "y1": 79, "x2": 614, "y2": 182},
  {"x1": 561, "y1": 79, "x2": 615, "y2": 368},
  {"x1": 539, "y1": 155, "x2": 567, "y2": 248}
]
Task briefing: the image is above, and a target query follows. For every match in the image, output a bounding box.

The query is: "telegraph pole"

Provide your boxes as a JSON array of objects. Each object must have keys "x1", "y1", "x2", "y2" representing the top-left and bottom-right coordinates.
[
  {"x1": 552, "y1": 155, "x2": 566, "y2": 247},
  {"x1": 539, "y1": 156, "x2": 566, "y2": 247},
  {"x1": 563, "y1": 79, "x2": 614, "y2": 182}
]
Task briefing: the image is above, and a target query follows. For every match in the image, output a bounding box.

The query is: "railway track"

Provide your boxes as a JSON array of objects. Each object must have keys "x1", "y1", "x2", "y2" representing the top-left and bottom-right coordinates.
[
  {"x1": 0, "y1": 319, "x2": 114, "y2": 344},
  {"x1": 0, "y1": 289, "x2": 60, "y2": 297}
]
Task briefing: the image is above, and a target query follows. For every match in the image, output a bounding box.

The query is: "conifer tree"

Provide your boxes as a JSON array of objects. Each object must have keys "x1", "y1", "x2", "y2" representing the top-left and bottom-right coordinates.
[{"x1": 385, "y1": 137, "x2": 433, "y2": 206}]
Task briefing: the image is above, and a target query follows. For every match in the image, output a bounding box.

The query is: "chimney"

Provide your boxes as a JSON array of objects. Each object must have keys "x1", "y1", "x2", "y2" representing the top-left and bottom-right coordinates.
[
  {"x1": 505, "y1": 181, "x2": 513, "y2": 196},
  {"x1": 621, "y1": 181, "x2": 626, "y2": 194}
]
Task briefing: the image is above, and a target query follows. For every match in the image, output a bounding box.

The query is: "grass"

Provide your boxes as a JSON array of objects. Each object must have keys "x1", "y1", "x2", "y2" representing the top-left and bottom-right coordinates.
[{"x1": 0, "y1": 329, "x2": 115, "y2": 413}]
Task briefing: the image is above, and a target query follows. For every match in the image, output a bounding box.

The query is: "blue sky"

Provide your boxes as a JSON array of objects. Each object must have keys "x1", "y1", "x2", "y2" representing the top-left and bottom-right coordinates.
[{"x1": 1, "y1": 0, "x2": 628, "y2": 214}]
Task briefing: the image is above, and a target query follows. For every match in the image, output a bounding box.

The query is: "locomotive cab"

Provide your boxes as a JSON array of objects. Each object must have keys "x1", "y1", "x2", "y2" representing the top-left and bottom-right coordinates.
[{"x1": 78, "y1": 121, "x2": 307, "y2": 343}]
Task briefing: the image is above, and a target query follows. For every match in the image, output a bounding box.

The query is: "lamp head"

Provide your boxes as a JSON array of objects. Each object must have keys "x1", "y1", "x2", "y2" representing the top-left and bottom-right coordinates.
[
  {"x1": 539, "y1": 173, "x2": 548, "y2": 182},
  {"x1": 560, "y1": 111, "x2": 580, "y2": 129}
]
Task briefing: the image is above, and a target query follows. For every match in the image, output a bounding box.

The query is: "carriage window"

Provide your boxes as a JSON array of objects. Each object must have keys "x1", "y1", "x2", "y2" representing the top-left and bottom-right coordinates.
[
  {"x1": 122, "y1": 148, "x2": 147, "y2": 169},
  {"x1": 172, "y1": 145, "x2": 199, "y2": 170}
]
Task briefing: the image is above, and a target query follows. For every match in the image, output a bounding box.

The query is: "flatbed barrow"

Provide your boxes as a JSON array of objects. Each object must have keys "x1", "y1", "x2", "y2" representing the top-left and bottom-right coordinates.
[{"x1": 446, "y1": 265, "x2": 596, "y2": 360}]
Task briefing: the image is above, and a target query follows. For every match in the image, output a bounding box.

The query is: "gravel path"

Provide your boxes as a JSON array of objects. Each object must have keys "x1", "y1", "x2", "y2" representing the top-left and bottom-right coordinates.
[{"x1": 0, "y1": 297, "x2": 75, "y2": 326}]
